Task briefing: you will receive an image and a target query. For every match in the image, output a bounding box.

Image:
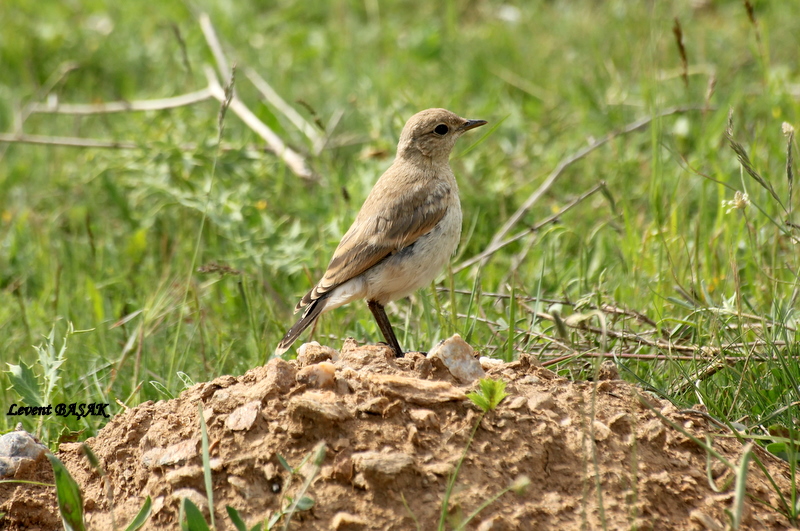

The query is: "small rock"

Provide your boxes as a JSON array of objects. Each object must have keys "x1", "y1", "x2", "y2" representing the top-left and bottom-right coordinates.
[
  {"x1": 0, "y1": 431, "x2": 47, "y2": 461},
  {"x1": 409, "y1": 409, "x2": 440, "y2": 429},
  {"x1": 0, "y1": 431, "x2": 47, "y2": 478},
  {"x1": 414, "y1": 357, "x2": 433, "y2": 379},
  {"x1": 338, "y1": 344, "x2": 394, "y2": 369},
  {"x1": 296, "y1": 361, "x2": 336, "y2": 389},
  {"x1": 165, "y1": 465, "x2": 203, "y2": 486},
  {"x1": 427, "y1": 334, "x2": 485, "y2": 383},
  {"x1": 0, "y1": 456, "x2": 36, "y2": 479},
  {"x1": 608, "y1": 413, "x2": 632, "y2": 436},
  {"x1": 505, "y1": 396, "x2": 527, "y2": 410},
  {"x1": 477, "y1": 516, "x2": 500, "y2": 531},
  {"x1": 225, "y1": 401, "x2": 261, "y2": 431},
  {"x1": 263, "y1": 463, "x2": 278, "y2": 481},
  {"x1": 357, "y1": 397, "x2": 391, "y2": 415},
  {"x1": 592, "y1": 420, "x2": 611, "y2": 442},
  {"x1": 479, "y1": 357, "x2": 504, "y2": 370},
  {"x1": 330, "y1": 511, "x2": 368, "y2": 530},
  {"x1": 141, "y1": 447, "x2": 164, "y2": 468},
  {"x1": 352, "y1": 451, "x2": 414, "y2": 479},
  {"x1": 332, "y1": 454, "x2": 354, "y2": 482},
  {"x1": 340, "y1": 337, "x2": 359, "y2": 353},
  {"x1": 333, "y1": 438, "x2": 350, "y2": 451},
  {"x1": 527, "y1": 392, "x2": 556, "y2": 413},
  {"x1": 154, "y1": 439, "x2": 199, "y2": 467},
  {"x1": 335, "y1": 377, "x2": 352, "y2": 395},
  {"x1": 297, "y1": 342, "x2": 338, "y2": 365},
  {"x1": 245, "y1": 357, "x2": 297, "y2": 400},
  {"x1": 289, "y1": 393, "x2": 352, "y2": 423},
  {"x1": 369, "y1": 374, "x2": 466, "y2": 405},
  {"x1": 228, "y1": 475, "x2": 258, "y2": 498},
  {"x1": 421, "y1": 461, "x2": 453, "y2": 476},
  {"x1": 151, "y1": 495, "x2": 166, "y2": 515},
  {"x1": 689, "y1": 510, "x2": 725, "y2": 531}
]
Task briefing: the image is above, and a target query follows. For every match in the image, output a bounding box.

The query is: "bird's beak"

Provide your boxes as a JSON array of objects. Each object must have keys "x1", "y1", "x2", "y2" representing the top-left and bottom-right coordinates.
[{"x1": 460, "y1": 119, "x2": 488, "y2": 131}]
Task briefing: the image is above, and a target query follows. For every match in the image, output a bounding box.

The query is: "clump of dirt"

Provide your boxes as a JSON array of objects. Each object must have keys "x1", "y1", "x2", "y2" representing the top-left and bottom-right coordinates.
[{"x1": 1, "y1": 339, "x2": 796, "y2": 530}]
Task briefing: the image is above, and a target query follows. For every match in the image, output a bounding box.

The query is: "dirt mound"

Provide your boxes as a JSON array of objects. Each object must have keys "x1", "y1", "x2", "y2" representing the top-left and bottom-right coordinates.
[{"x1": 1, "y1": 339, "x2": 795, "y2": 530}]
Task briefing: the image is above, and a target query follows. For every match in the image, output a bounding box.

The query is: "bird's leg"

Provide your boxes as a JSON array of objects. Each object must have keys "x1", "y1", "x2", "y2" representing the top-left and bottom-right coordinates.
[{"x1": 367, "y1": 300, "x2": 404, "y2": 358}]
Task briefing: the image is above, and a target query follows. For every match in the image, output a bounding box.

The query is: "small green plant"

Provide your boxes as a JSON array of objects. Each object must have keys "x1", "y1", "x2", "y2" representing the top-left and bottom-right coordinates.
[
  {"x1": 217, "y1": 445, "x2": 325, "y2": 531},
  {"x1": 47, "y1": 453, "x2": 86, "y2": 531},
  {"x1": 198, "y1": 403, "x2": 216, "y2": 529},
  {"x1": 47, "y1": 450, "x2": 152, "y2": 531},
  {"x1": 438, "y1": 378, "x2": 510, "y2": 530},
  {"x1": 726, "y1": 443, "x2": 754, "y2": 530},
  {"x1": 180, "y1": 498, "x2": 211, "y2": 531},
  {"x1": 270, "y1": 443, "x2": 325, "y2": 531},
  {"x1": 465, "y1": 378, "x2": 509, "y2": 413},
  {"x1": 6, "y1": 323, "x2": 93, "y2": 442},
  {"x1": 194, "y1": 395, "x2": 323, "y2": 531},
  {"x1": 226, "y1": 505, "x2": 263, "y2": 531}
]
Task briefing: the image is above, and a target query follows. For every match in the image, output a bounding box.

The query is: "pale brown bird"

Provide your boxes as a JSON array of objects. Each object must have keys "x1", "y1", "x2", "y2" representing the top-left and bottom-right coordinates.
[{"x1": 276, "y1": 108, "x2": 487, "y2": 357}]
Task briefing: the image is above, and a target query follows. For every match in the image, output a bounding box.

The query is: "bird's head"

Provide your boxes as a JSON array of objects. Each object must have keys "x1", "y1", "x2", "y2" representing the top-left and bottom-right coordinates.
[{"x1": 396, "y1": 108, "x2": 486, "y2": 163}]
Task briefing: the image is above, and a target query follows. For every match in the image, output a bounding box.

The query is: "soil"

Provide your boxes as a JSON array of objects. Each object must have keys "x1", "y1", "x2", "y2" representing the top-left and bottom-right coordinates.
[{"x1": 1, "y1": 338, "x2": 796, "y2": 530}]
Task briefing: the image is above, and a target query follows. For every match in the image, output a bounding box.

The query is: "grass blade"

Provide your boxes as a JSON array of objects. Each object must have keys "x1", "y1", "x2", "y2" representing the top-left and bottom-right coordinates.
[{"x1": 46, "y1": 453, "x2": 86, "y2": 531}]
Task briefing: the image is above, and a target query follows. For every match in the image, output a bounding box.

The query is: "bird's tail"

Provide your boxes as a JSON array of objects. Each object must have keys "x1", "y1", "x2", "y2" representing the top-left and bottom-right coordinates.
[{"x1": 274, "y1": 295, "x2": 329, "y2": 356}]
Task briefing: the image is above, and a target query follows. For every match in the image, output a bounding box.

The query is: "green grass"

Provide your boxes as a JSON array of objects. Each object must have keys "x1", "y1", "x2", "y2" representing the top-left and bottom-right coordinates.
[{"x1": 1, "y1": 0, "x2": 798, "y2": 463}]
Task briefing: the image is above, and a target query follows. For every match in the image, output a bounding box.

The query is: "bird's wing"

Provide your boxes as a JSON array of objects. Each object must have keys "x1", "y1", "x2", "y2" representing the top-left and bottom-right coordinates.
[{"x1": 297, "y1": 179, "x2": 451, "y2": 309}]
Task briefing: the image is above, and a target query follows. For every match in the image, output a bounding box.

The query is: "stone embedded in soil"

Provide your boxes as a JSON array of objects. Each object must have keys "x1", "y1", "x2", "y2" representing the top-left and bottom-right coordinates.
[
  {"x1": 368, "y1": 373, "x2": 466, "y2": 405},
  {"x1": 289, "y1": 392, "x2": 352, "y2": 423},
  {"x1": 296, "y1": 361, "x2": 337, "y2": 389},
  {"x1": 297, "y1": 341, "x2": 338, "y2": 364},
  {"x1": 225, "y1": 400, "x2": 261, "y2": 431},
  {"x1": 330, "y1": 511, "x2": 368, "y2": 530},
  {"x1": 352, "y1": 451, "x2": 414, "y2": 481},
  {"x1": 338, "y1": 342, "x2": 394, "y2": 369},
  {"x1": 143, "y1": 438, "x2": 198, "y2": 468},
  {"x1": 164, "y1": 465, "x2": 203, "y2": 486},
  {"x1": 0, "y1": 431, "x2": 47, "y2": 460},
  {"x1": 243, "y1": 357, "x2": 297, "y2": 401},
  {"x1": 409, "y1": 408, "x2": 440, "y2": 429},
  {"x1": 0, "y1": 431, "x2": 47, "y2": 478},
  {"x1": 427, "y1": 333, "x2": 486, "y2": 383}
]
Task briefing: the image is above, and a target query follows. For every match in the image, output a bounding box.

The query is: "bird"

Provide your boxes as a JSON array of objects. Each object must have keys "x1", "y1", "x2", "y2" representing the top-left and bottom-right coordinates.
[{"x1": 275, "y1": 108, "x2": 487, "y2": 358}]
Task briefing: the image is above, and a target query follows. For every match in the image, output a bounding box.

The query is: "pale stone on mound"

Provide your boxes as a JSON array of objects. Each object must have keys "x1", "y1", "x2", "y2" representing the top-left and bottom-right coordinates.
[
  {"x1": 143, "y1": 438, "x2": 198, "y2": 468},
  {"x1": 225, "y1": 400, "x2": 261, "y2": 431},
  {"x1": 244, "y1": 357, "x2": 297, "y2": 401},
  {"x1": 331, "y1": 511, "x2": 368, "y2": 530},
  {"x1": 427, "y1": 334, "x2": 485, "y2": 383},
  {"x1": 368, "y1": 373, "x2": 466, "y2": 405},
  {"x1": 352, "y1": 451, "x2": 414, "y2": 476},
  {"x1": 296, "y1": 361, "x2": 336, "y2": 389},
  {"x1": 289, "y1": 393, "x2": 352, "y2": 422},
  {"x1": 165, "y1": 465, "x2": 202, "y2": 486},
  {"x1": 297, "y1": 341, "x2": 338, "y2": 364},
  {"x1": 0, "y1": 431, "x2": 47, "y2": 479}
]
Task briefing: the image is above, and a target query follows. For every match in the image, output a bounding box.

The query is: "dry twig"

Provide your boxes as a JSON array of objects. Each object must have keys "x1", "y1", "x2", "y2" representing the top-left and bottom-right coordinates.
[
  {"x1": 485, "y1": 105, "x2": 708, "y2": 260},
  {"x1": 1, "y1": 13, "x2": 317, "y2": 181},
  {"x1": 455, "y1": 181, "x2": 607, "y2": 272}
]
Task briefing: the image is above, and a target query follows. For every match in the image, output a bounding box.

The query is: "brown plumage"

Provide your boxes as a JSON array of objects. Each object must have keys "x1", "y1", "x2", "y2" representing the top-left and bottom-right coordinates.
[{"x1": 276, "y1": 108, "x2": 486, "y2": 357}]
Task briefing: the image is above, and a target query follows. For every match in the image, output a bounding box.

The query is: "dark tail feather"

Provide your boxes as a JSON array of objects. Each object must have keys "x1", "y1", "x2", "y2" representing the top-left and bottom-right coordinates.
[{"x1": 275, "y1": 296, "x2": 329, "y2": 356}]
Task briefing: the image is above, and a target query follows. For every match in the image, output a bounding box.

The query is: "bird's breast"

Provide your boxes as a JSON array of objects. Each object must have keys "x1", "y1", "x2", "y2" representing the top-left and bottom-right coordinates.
[{"x1": 363, "y1": 198, "x2": 462, "y2": 305}]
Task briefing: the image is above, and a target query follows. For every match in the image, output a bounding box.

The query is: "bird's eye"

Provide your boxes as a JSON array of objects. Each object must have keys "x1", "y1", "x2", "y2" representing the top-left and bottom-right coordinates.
[{"x1": 433, "y1": 124, "x2": 449, "y2": 135}]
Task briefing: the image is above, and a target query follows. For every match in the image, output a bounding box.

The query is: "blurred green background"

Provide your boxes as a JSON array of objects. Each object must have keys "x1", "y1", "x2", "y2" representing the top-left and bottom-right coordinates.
[{"x1": 0, "y1": 0, "x2": 798, "y2": 443}]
